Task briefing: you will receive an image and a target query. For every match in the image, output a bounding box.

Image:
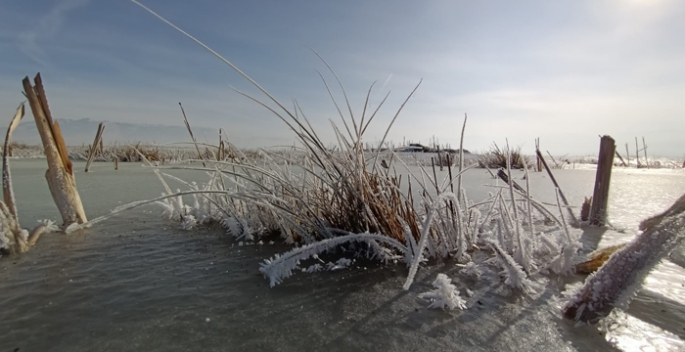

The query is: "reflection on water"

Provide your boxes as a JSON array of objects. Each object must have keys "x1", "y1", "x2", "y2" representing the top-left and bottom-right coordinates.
[{"x1": 0, "y1": 160, "x2": 684, "y2": 351}]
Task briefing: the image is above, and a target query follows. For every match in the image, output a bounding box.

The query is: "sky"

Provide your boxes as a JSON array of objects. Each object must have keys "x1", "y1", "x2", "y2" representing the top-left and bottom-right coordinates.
[{"x1": 1, "y1": 0, "x2": 683, "y2": 156}]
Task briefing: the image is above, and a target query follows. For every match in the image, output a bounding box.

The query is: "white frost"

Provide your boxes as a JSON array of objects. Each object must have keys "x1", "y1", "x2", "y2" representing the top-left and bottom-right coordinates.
[{"x1": 418, "y1": 273, "x2": 467, "y2": 310}]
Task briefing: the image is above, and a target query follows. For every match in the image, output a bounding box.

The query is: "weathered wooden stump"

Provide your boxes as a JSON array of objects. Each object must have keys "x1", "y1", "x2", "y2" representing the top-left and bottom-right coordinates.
[
  {"x1": 589, "y1": 135, "x2": 615, "y2": 226},
  {"x1": 23, "y1": 73, "x2": 87, "y2": 227}
]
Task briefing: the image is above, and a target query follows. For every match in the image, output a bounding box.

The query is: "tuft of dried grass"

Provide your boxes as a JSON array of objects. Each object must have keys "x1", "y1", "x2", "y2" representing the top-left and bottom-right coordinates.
[
  {"x1": 478, "y1": 143, "x2": 529, "y2": 169},
  {"x1": 114, "y1": 0, "x2": 593, "y2": 296}
]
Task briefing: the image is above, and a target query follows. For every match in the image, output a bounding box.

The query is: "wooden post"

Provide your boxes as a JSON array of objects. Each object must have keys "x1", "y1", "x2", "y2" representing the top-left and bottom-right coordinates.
[
  {"x1": 22, "y1": 74, "x2": 87, "y2": 226},
  {"x1": 635, "y1": 137, "x2": 641, "y2": 168},
  {"x1": 114, "y1": 156, "x2": 119, "y2": 170},
  {"x1": 625, "y1": 143, "x2": 630, "y2": 167},
  {"x1": 642, "y1": 137, "x2": 648, "y2": 169},
  {"x1": 437, "y1": 146, "x2": 443, "y2": 171},
  {"x1": 535, "y1": 138, "x2": 542, "y2": 172},
  {"x1": 589, "y1": 135, "x2": 615, "y2": 226},
  {"x1": 218, "y1": 129, "x2": 223, "y2": 161},
  {"x1": 85, "y1": 122, "x2": 105, "y2": 172}
]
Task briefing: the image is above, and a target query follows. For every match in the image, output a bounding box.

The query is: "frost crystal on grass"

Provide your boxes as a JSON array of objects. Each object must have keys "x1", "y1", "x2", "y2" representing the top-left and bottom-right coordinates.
[
  {"x1": 0, "y1": 230, "x2": 9, "y2": 250},
  {"x1": 418, "y1": 274, "x2": 467, "y2": 310},
  {"x1": 180, "y1": 214, "x2": 197, "y2": 230},
  {"x1": 490, "y1": 241, "x2": 536, "y2": 294},
  {"x1": 458, "y1": 262, "x2": 484, "y2": 278},
  {"x1": 38, "y1": 219, "x2": 59, "y2": 233},
  {"x1": 304, "y1": 264, "x2": 323, "y2": 273},
  {"x1": 259, "y1": 232, "x2": 407, "y2": 287},
  {"x1": 326, "y1": 257, "x2": 352, "y2": 270},
  {"x1": 18, "y1": 229, "x2": 28, "y2": 242}
]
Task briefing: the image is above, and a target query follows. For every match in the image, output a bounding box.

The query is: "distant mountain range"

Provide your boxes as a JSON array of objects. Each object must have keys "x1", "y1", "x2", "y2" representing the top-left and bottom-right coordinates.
[{"x1": 13, "y1": 118, "x2": 219, "y2": 146}]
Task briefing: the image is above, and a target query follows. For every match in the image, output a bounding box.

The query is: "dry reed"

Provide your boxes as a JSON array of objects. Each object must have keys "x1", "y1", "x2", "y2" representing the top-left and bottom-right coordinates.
[{"x1": 477, "y1": 143, "x2": 529, "y2": 169}]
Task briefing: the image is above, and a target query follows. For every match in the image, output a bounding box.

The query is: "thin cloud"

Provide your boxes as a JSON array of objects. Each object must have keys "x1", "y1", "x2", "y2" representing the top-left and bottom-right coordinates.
[
  {"x1": 17, "y1": 0, "x2": 90, "y2": 66},
  {"x1": 380, "y1": 73, "x2": 393, "y2": 91}
]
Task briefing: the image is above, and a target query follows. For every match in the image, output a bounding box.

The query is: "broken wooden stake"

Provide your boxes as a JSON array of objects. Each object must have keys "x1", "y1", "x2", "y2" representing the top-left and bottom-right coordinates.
[
  {"x1": 22, "y1": 73, "x2": 87, "y2": 227},
  {"x1": 218, "y1": 129, "x2": 224, "y2": 161},
  {"x1": 642, "y1": 136, "x2": 649, "y2": 169},
  {"x1": 580, "y1": 197, "x2": 592, "y2": 222},
  {"x1": 535, "y1": 138, "x2": 542, "y2": 172},
  {"x1": 85, "y1": 122, "x2": 105, "y2": 172},
  {"x1": 635, "y1": 137, "x2": 642, "y2": 168}
]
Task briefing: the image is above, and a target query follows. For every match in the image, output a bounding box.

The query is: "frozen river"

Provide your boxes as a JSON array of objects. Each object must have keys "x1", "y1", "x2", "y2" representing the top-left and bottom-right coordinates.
[{"x1": 1, "y1": 159, "x2": 684, "y2": 351}]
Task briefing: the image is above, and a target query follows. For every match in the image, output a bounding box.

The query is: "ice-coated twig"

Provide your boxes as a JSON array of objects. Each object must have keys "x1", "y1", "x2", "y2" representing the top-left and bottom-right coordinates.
[
  {"x1": 259, "y1": 231, "x2": 407, "y2": 287},
  {"x1": 563, "y1": 193, "x2": 685, "y2": 323},
  {"x1": 403, "y1": 192, "x2": 461, "y2": 290},
  {"x1": 478, "y1": 190, "x2": 502, "y2": 234},
  {"x1": 522, "y1": 158, "x2": 535, "y2": 250},
  {"x1": 490, "y1": 240, "x2": 536, "y2": 294},
  {"x1": 66, "y1": 190, "x2": 240, "y2": 232},
  {"x1": 2, "y1": 103, "x2": 24, "y2": 227},
  {"x1": 555, "y1": 188, "x2": 573, "y2": 244},
  {"x1": 546, "y1": 189, "x2": 580, "y2": 275}
]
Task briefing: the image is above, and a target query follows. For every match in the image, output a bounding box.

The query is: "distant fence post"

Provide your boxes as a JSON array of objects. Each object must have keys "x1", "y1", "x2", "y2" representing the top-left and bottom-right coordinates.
[
  {"x1": 85, "y1": 122, "x2": 105, "y2": 172},
  {"x1": 535, "y1": 138, "x2": 542, "y2": 172},
  {"x1": 589, "y1": 135, "x2": 616, "y2": 226}
]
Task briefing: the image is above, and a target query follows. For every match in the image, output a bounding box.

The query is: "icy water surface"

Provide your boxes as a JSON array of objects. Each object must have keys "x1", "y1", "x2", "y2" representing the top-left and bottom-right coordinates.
[{"x1": 1, "y1": 160, "x2": 685, "y2": 351}]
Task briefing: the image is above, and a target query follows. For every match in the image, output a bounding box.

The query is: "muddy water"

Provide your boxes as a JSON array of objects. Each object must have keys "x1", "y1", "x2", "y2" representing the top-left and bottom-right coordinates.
[{"x1": 1, "y1": 160, "x2": 684, "y2": 351}]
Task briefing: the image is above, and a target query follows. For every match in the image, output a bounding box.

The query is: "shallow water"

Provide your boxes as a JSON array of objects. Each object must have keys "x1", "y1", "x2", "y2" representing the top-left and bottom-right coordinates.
[{"x1": 1, "y1": 159, "x2": 684, "y2": 351}]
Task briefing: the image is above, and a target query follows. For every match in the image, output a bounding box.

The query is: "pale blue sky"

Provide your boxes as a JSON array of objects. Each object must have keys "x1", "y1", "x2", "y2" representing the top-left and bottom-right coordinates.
[{"x1": 1, "y1": 0, "x2": 683, "y2": 156}]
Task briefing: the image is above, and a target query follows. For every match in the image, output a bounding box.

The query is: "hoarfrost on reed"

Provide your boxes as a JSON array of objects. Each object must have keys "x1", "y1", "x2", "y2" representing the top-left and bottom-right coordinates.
[
  {"x1": 418, "y1": 273, "x2": 467, "y2": 310},
  {"x1": 125, "y1": 0, "x2": 589, "y2": 296},
  {"x1": 117, "y1": 0, "x2": 672, "y2": 325}
]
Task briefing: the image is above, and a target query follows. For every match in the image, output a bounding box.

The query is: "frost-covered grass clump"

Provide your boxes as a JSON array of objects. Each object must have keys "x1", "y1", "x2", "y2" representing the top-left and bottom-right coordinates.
[
  {"x1": 139, "y1": 81, "x2": 583, "y2": 301},
  {"x1": 126, "y1": 0, "x2": 588, "y2": 310}
]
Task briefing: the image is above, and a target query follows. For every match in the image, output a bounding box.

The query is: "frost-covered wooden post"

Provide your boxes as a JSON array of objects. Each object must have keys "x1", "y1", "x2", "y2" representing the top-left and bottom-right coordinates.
[
  {"x1": 589, "y1": 135, "x2": 615, "y2": 226},
  {"x1": 22, "y1": 74, "x2": 87, "y2": 227},
  {"x1": 564, "y1": 193, "x2": 685, "y2": 323}
]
